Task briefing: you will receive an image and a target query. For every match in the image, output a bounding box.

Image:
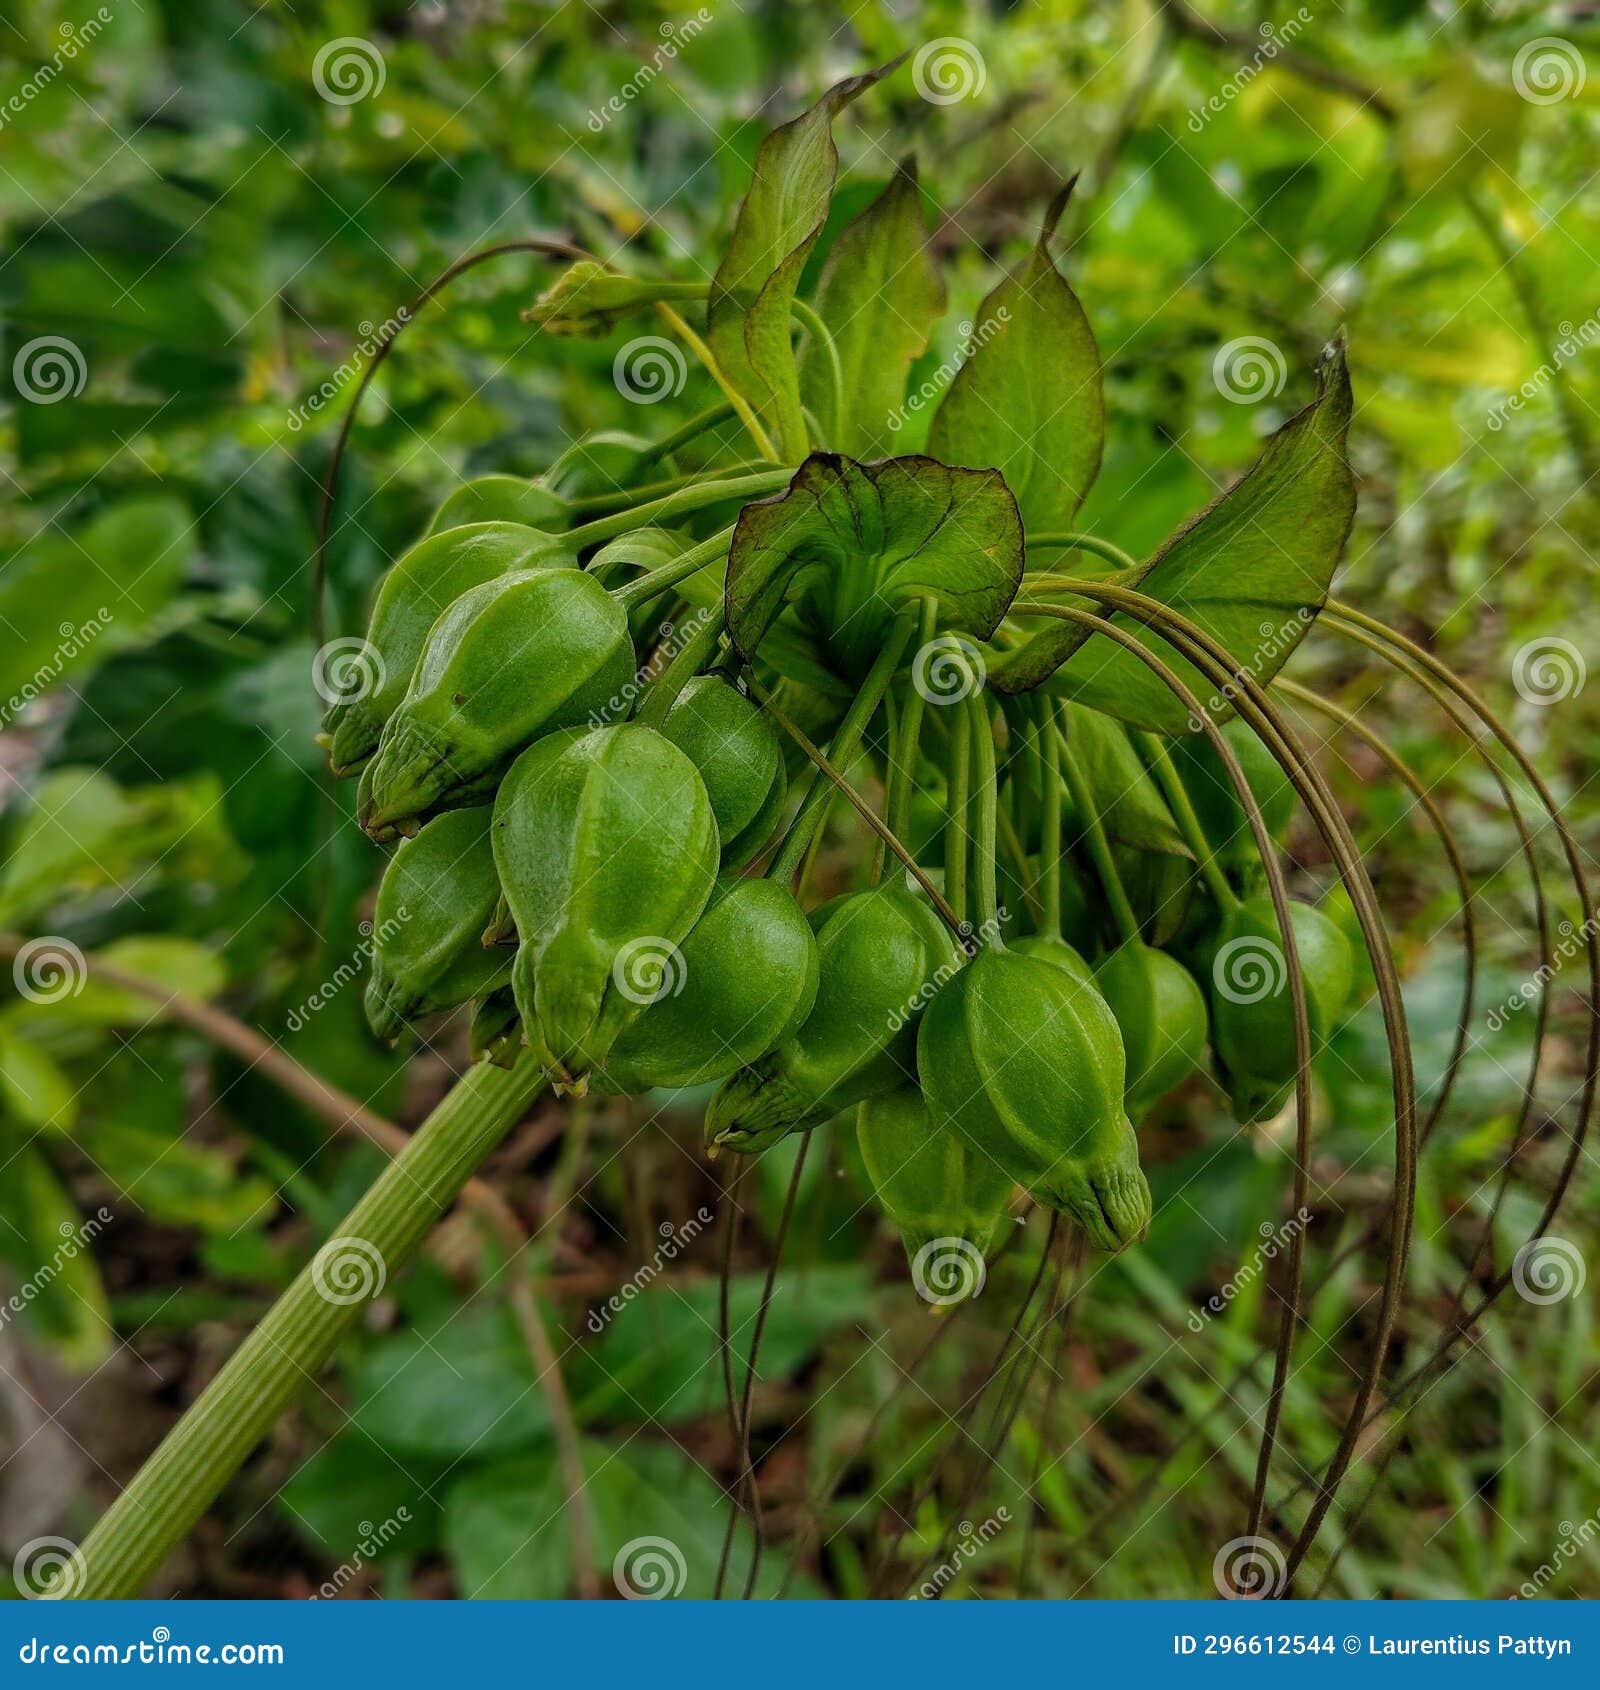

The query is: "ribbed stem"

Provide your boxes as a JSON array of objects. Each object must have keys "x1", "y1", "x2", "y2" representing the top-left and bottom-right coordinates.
[{"x1": 68, "y1": 1053, "x2": 549, "y2": 1599}]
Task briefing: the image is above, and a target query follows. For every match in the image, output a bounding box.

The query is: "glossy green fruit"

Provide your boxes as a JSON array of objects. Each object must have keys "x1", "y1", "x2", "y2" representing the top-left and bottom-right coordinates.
[
  {"x1": 705, "y1": 885, "x2": 962, "y2": 1154},
  {"x1": 918, "y1": 949, "x2": 1150, "y2": 1253},
  {"x1": 594, "y1": 879, "x2": 819, "y2": 1093},
  {"x1": 659, "y1": 675, "x2": 787, "y2": 869},
  {"x1": 363, "y1": 807, "x2": 510, "y2": 1043},
  {"x1": 325, "y1": 523, "x2": 572, "y2": 777},
  {"x1": 857, "y1": 1088, "x2": 1015, "y2": 1281},
  {"x1": 428, "y1": 476, "x2": 571, "y2": 535},
  {"x1": 491, "y1": 724, "x2": 718, "y2": 1083},
  {"x1": 360, "y1": 569, "x2": 635, "y2": 837},
  {"x1": 1170, "y1": 720, "x2": 1295, "y2": 877},
  {"x1": 1010, "y1": 932, "x2": 1095, "y2": 990},
  {"x1": 1208, "y1": 897, "x2": 1353, "y2": 1123},
  {"x1": 1093, "y1": 941, "x2": 1208, "y2": 1116}
]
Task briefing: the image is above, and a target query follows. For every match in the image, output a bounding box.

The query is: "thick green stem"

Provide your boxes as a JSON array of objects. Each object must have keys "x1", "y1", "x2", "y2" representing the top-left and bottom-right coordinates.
[
  {"x1": 966, "y1": 693, "x2": 1003, "y2": 942},
  {"x1": 1038, "y1": 705, "x2": 1063, "y2": 938},
  {"x1": 566, "y1": 470, "x2": 789, "y2": 548},
  {"x1": 67, "y1": 1053, "x2": 549, "y2": 1599},
  {"x1": 1052, "y1": 705, "x2": 1140, "y2": 945},
  {"x1": 943, "y1": 692, "x2": 971, "y2": 930},
  {"x1": 1137, "y1": 730, "x2": 1238, "y2": 910}
]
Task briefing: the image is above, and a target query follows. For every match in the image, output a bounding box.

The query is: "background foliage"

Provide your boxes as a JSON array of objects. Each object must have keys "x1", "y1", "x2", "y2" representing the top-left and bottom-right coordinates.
[{"x1": 1, "y1": 0, "x2": 1596, "y2": 1599}]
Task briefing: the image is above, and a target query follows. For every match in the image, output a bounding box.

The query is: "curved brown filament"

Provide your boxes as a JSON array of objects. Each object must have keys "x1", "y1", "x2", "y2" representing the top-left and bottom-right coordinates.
[{"x1": 1014, "y1": 587, "x2": 1418, "y2": 1586}]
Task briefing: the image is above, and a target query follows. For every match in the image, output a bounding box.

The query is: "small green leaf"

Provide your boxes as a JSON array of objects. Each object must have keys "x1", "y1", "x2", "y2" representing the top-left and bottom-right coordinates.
[
  {"x1": 444, "y1": 1449, "x2": 570, "y2": 1599},
  {"x1": 0, "y1": 1139, "x2": 112, "y2": 1370},
  {"x1": 89, "y1": 1118, "x2": 276, "y2": 1234},
  {"x1": 708, "y1": 61, "x2": 902, "y2": 458},
  {"x1": 1050, "y1": 337, "x2": 1355, "y2": 733},
  {"x1": 928, "y1": 182, "x2": 1104, "y2": 536},
  {"x1": 277, "y1": 1434, "x2": 440, "y2": 1569},
  {"x1": 725, "y1": 453, "x2": 1023, "y2": 675},
  {"x1": 800, "y1": 158, "x2": 946, "y2": 459},
  {"x1": 0, "y1": 1030, "x2": 77, "y2": 1132}
]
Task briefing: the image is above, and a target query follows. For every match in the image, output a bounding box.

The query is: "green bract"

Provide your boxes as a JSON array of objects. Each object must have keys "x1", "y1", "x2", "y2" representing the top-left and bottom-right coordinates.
[
  {"x1": 918, "y1": 949, "x2": 1150, "y2": 1253},
  {"x1": 658, "y1": 675, "x2": 787, "y2": 869},
  {"x1": 1092, "y1": 940, "x2": 1208, "y2": 1117},
  {"x1": 360, "y1": 568, "x2": 635, "y2": 837},
  {"x1": 324, "y1": 522, "x2": 571, "y2": 777},
  {"x1": 705, "y1": 884, "x2": 961, "y2": 1154},
  {"x1": 363, "y1": 807, "x2": 511, "y2": 1044},
  {"x1": 1208, "y1": 897, "x2": 1354, "y2": 1123},
  {"x1": 595, "y1": 878, "x2": 819, "y2": 1093},
  {"x1": 490, "y1": 724, "x2": 718, "y2": 1084},
  {"x1": 856, "y1": 1087, "x2": 1014, "y2": 1281}
]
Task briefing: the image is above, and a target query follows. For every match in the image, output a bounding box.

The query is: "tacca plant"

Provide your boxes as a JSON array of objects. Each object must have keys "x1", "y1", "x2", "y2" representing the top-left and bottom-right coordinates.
[{"x1": 55, "y1": 60, "x2": 1597, "y2": 1600}]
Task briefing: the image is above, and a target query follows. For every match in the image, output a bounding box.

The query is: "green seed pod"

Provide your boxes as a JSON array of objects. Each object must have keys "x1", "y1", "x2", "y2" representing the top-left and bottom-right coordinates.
[
  {"x1": 658, "y1": 676, "x2": 787, "y2": 869},
  {"x1": 324, "y1": 523, "x2": 572, "y2": 778},
  {"x1": 856, "y1": 1088, "x2": 1015, "y2": 1287},
  {"x1": 918, "y1": 949, "x2": 1150, "y2": 1253},
  {"x1": 705, "y1": 885, "x2": 962, "y2": 1155},
  {"x1": 470, "y1": 986, "x2": 521, "y2": 1069},
  {"x1": 363, "y1": 807, "x2": 511, "y2": 1044},
  {"x1": 1010, "y1": 932, "x2": 1095, "y2": 990},
  {"x1": 594, "y1": 879, "x2": 819, "y2": 1093},
  {"x1": 1207, "y1": 897, "x2": 1353, "y2": 1123},
  {"x1": 1092, "y1": 941, "x2": 1208, "y2": 1117},
  {"x1": 491, "y1": 724, "x2": 718, "y2": 1083},
  {"x1": 428, "y1": 476, "x2": 571, "y2": 535},
  {"x1": 360, "y1": 569, "x2": 635, "y2": 837}
]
